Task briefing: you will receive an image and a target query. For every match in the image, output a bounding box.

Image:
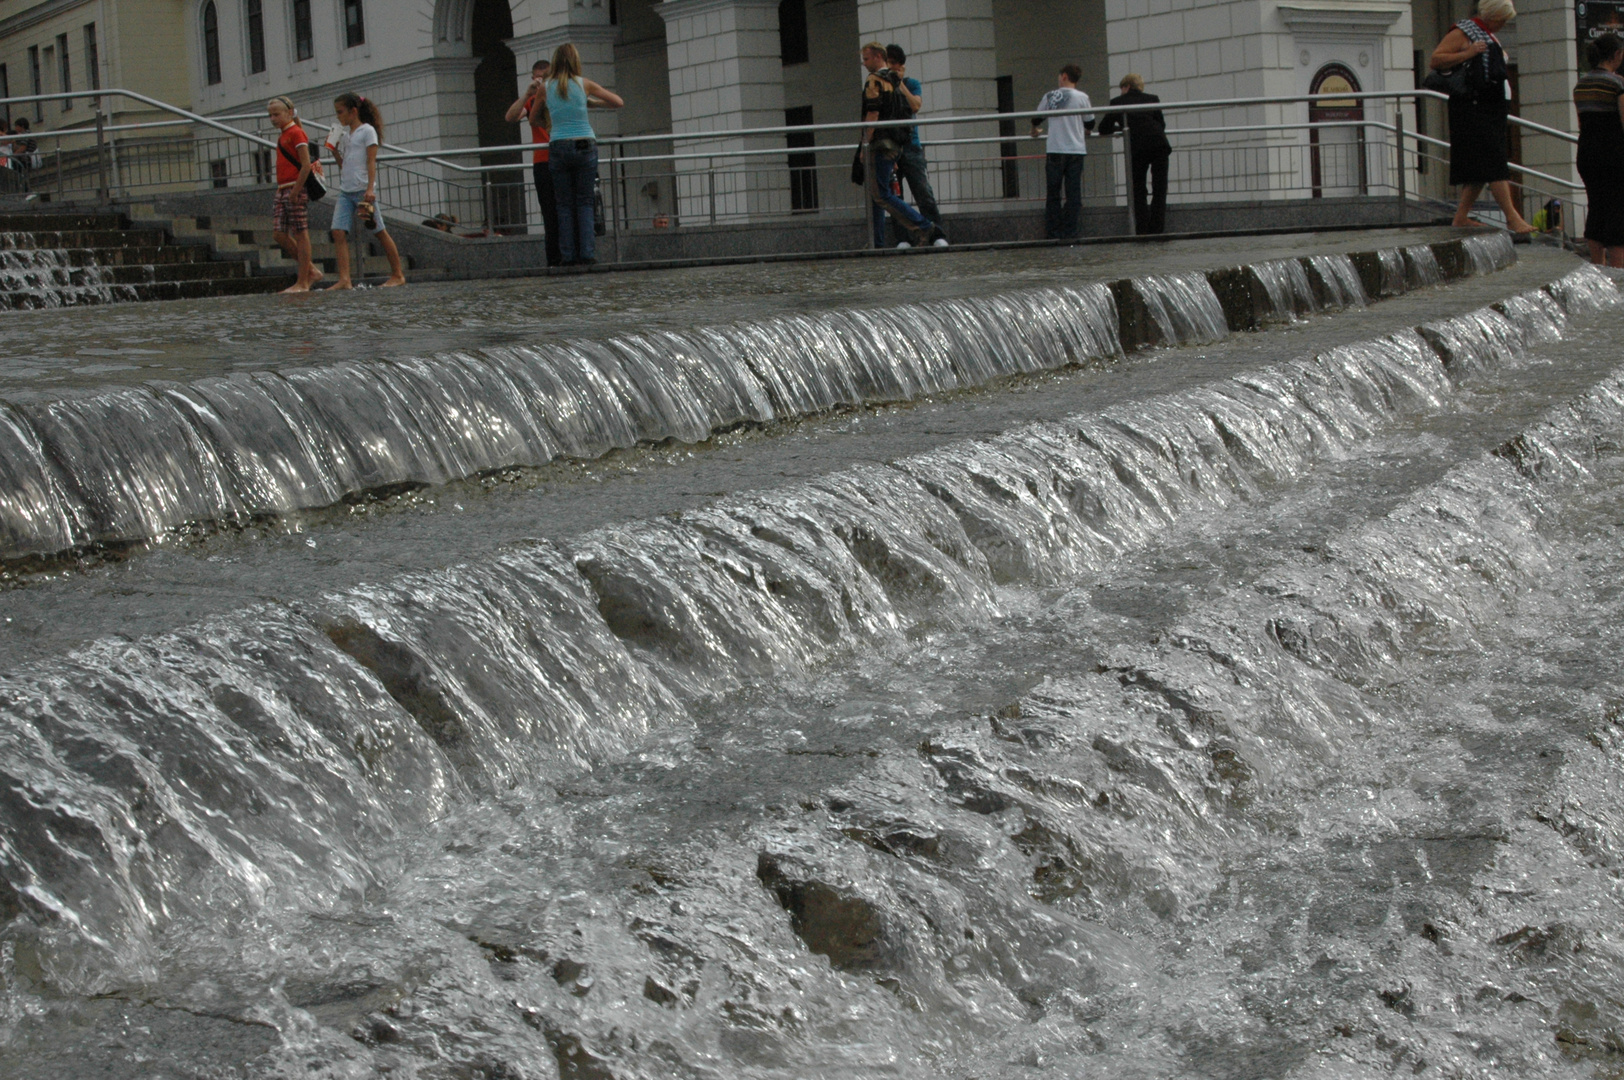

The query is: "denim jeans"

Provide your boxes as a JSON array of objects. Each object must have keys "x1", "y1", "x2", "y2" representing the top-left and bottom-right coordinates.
[
  {"x1": 1044, "y1": 152, "x2": 1085, "y2": 239},
  {"x1": 533, "y1": 163, "x2": 563, "y2": 266},
  {"x1": 887, "y1": 142, "x2": 944, "y2": 244},
  {"x1": 549, "y1": 138, "x2": 598, "y2": 262},
  {"x1": 868, "y1": 146, "x2": 929, "y2": 247}
]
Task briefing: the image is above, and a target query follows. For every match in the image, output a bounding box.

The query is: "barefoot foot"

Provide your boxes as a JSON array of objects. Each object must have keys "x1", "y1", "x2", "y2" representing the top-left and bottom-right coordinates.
[{"x1": 381, "y1": 275, "x2": 406, "y2": 287}]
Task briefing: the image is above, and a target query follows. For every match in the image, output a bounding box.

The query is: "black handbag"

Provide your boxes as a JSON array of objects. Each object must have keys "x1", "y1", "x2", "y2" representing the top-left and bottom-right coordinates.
[
  {"x1": 277, "y1": 140, "x2": 327, "y2": 201},
  {"x1": 1421, "y1": 65, "x2": 1474, "y2": 97}
]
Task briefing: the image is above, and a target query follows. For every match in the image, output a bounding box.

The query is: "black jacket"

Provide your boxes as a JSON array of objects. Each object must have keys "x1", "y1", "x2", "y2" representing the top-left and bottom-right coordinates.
[{"x1": 1097, "y1": 89, "x2": 1171, "y2": 161}]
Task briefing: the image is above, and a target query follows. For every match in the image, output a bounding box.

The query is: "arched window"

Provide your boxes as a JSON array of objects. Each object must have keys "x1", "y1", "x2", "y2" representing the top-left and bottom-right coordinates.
[
  {"x1": 246, "y1": 0, "x2": 266, "y2": 74},
  {"x1": 202, "y1": 1, "x2": 222, "y2": 85}
]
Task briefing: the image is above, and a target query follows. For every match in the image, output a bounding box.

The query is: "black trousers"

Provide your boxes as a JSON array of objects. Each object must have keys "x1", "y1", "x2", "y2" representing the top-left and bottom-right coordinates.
[
  {"x1": 1132, "y1": 152, "x2": 1169, "y2": 235},
  {"x1": 533, "y1": 162, "x2": 562, "y2": 267}
]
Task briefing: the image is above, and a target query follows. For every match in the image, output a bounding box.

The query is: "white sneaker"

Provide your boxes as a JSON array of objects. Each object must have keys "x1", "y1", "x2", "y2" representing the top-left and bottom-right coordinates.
[
  {"x1": 896, "y1": 241, "x2": 912, "y2": 249},
  {"x1": 932, "y1": 237, "x2": 949, "y2": 247}
]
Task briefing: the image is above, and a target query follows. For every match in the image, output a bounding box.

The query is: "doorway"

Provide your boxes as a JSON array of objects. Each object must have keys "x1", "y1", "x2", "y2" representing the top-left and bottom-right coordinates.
[
  {"x1": 1308, "y1": 62, "x2": 1368, "y2": 199},
  {"x1": 472, "y1": 0, "x2": 524, "y2": 232}
]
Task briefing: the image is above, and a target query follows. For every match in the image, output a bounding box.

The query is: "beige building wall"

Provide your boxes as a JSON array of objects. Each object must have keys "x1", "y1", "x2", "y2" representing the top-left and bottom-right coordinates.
[{"x1": 0, "y1": 0, "x2": 188, "y2": 138}]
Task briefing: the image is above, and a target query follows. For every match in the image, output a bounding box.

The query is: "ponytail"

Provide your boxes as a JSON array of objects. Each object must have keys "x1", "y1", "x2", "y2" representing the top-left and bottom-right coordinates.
[{"x1": 334, "y1": 92, "x2": 384, "y2": 140}]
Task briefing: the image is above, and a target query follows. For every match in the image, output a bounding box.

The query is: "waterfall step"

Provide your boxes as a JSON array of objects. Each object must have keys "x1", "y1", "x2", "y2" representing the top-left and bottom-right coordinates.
[
  {"x1": 0, "y1": 206, "x2": 295, "y2": 308},
  {"x1": 126, "y1": 203, "x2": 445, "y2": 285}
]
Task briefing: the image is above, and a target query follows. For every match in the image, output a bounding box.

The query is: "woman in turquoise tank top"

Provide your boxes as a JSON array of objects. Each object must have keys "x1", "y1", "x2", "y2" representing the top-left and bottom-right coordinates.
[{"x1": 545, "y1": 43, "x2": 624, "y2": 265}]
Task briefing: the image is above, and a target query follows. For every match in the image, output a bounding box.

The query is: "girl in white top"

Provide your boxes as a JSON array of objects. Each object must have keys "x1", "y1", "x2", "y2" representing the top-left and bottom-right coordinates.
[{"x1": 329, "y1": 92, "x2": 406, "y2": 288}]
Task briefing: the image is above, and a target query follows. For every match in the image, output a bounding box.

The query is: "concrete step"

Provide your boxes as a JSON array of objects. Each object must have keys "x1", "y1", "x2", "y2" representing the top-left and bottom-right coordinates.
[
  {"x1": 0, "y1": 273, "x2": 295, "y2": 309},
  {"x1": 0, "y1": 211, "x2": 126, "y2": 232}
]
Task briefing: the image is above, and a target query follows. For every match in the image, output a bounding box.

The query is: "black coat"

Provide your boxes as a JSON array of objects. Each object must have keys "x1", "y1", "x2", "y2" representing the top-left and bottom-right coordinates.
[{"x1": 1098, "y1": 89, "x2": 1171, "y2": 162}]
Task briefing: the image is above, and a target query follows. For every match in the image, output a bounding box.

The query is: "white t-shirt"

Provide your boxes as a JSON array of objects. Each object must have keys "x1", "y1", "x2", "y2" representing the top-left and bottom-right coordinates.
[
  {"x1": 1037, "y1": 87, "x2": 1094, "y2": 155},
  {"x1": 337, "y1": 122, "x2": 377, "y2": 193}
]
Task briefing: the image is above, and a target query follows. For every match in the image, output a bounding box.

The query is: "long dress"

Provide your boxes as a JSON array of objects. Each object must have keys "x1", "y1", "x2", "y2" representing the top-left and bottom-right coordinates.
[
  {"x1": 1446, "y1": 17, "x2": 1512, "y2": 186},
  {"x1": 1575, "y1": 68, "x2": 1624, "y2": 246}
]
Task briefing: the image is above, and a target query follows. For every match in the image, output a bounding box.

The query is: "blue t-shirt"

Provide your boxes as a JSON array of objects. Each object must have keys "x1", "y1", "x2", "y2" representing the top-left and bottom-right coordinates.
[
  {"x1": 546, "y1": 78, "x2": 596, "y2": 141},
  {"x1": 904, "y1": 76, "x2": 923, "y2": 148}
]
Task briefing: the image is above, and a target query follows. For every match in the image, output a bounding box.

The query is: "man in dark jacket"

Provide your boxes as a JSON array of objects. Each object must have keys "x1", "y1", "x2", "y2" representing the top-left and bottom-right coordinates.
[{"x1": 1098, "y1": 74, "x2": 1172, "y2": 234}]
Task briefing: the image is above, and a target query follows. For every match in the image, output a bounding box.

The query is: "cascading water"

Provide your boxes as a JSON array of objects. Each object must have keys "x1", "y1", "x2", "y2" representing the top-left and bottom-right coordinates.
[
  {"x1": 1247, "y1": 258, "x2": 1317, "y2": 320},
  {"x1": 0, "y1": 247, "x2": 133, "y2": 309},
  {"x1": 5, "y1": 235, "x2": 1622, "y2": 1079},
  {"x1": 1404, "y1": 241, "x2": 1446, "y2": 287},
  {"x1": 1303, "y1": 253, "x2": 1368, "y2": 309},
  {"x1": 0, "y1": 284, "x2": 1124, "y2": 562},
  {"x1": 1128, "y1": 272, "x2": 1230, "y2": 344}
]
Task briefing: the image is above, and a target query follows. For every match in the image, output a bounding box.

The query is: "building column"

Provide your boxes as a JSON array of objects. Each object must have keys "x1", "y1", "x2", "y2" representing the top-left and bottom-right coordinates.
[
  {"x1": 857, "y1": 0, "x2": 1000, "y2": 210},
  {"x1": 658, "y1": 0, "x2": 787, "y2": 223}
]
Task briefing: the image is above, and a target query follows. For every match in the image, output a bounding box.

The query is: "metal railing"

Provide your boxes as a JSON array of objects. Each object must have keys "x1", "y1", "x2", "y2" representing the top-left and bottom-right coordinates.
[{"x1": 0, "y1": 86, "x2": 1586, "y2": 252}]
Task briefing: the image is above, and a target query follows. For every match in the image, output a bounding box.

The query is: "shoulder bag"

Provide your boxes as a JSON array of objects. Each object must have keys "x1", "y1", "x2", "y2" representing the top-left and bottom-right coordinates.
[{"x1": 278, "y1": 140, "x2": 327, "y2": 201}]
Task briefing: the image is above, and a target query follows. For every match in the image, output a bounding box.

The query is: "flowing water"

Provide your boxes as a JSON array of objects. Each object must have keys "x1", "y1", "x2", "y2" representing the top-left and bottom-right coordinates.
[{"x1": 5, "y1": 230, "x2": 1624, "y2": 1079}]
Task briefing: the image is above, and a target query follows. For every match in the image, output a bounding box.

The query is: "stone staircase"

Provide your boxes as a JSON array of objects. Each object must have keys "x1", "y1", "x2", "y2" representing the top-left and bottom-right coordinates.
[
  {"x1": 0, "y1": 209, "x2": 294, "y2": 309},
  {"x1": 127, "y1": 204, "x2": 436, "y2": 283}
]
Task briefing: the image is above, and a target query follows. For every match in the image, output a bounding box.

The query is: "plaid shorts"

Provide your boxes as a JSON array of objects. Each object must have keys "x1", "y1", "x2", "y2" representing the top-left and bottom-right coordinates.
[{"x1": 272, "y1": 186, "x2": 309, "y2": 233}]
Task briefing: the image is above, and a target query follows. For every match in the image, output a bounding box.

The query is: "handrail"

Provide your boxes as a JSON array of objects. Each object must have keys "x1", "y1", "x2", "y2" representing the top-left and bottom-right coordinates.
[
  {"x1": 0, "y1": 85, "x2": 1581, "y2": 213},
  {"x1": 0, "y1": 88, "x2": 277, "y2": 148}
]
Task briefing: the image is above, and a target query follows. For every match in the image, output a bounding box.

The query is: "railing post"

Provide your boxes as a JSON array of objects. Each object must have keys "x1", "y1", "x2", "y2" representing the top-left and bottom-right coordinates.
[
  {"x1": 94, "y1": 97, "x2": 108, "y2": 203},
  {"x1": 55, "y1": 147, "x2": 63, "y2": 201},
  {"x1": 609, "y1": 143, "x2": 621, "y2": 264},
  {"x1": 1394, "y1": 103, "x2": 1407, "y2": 212},
  {"x1": 707, "y1": 156, "x2": 716, "y2": 224},
  {"x1": 1121, "y1": 128, "x2": 1137, "y2": 237},
  {"x1": 861, "y1": 141, "x2": 876, "y2": 250}
]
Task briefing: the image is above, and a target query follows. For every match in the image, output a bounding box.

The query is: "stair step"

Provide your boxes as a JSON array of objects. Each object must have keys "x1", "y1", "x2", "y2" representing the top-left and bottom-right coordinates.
[
  {"x1": 0, "y1": 212, "x2": 126, "y2": 232},
  {"x1": 0, "y1": 274, "x2": 295, "y2": 308}
]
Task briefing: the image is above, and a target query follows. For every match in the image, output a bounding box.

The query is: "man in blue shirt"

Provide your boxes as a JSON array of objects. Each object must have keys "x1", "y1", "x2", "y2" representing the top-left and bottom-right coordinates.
[{"x1": 884, "y1": 45, "x2": 946, "y2": 246}]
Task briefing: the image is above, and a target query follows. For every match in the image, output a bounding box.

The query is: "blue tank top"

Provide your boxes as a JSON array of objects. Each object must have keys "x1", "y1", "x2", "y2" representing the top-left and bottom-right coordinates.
[{"x1": 546, "y1": 78, "x2": 595, "y2": 141}]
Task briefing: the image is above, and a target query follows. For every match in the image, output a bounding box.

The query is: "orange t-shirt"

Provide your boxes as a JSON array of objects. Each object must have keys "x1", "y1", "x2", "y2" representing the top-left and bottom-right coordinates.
[
  {"x1": 522, "y1": 93, "x2": 550, "y2": 164},
  {"x1": 276, "y1": 124, "x2": 309, "y2": 185},
  {"x1": 272, "y1": 125, "x2": 306, "y2": 186}
]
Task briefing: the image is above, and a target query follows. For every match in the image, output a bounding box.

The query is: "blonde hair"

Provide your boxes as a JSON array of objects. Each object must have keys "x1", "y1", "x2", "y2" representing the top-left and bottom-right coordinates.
[
  {"x1": 862, "y1": 41, "x2": 887, "y2": 58},
  {"x1": 1477, "y1": 0, "x2": 1515, "y2": 21},
  {"x1": 268, "y1": 95, "x2": 296, "y2": 115},
  {"x1": 1119, "y1": 73, "x2": 1145, "y2": 92},
  {"x1": 550, "y1": 43, "x2": 581, "y2": 93}
]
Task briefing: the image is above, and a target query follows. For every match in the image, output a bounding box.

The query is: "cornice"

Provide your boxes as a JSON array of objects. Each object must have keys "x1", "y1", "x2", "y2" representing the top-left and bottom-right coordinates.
[
  {"x1": 0, "y1": 0, "x2": 93, "y2": 39},
  {"x1": 1276, "y1": 3, "x2": 1405, "y2": 34},
  {"x1": 656, "y1": 0, "x2": 780, "y2": 23},
  {"x1": 510, "y1": 24, "x2": 624, "y2": 53}
]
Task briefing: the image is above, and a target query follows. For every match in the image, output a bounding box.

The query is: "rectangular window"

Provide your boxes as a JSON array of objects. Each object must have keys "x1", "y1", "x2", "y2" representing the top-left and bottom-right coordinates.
[
  {"x1": 252, "y1": 147, "x2": 273, "y2": 184},
  {"x1": 1411, "y1": 50, "x2": 1426, "y2": 176},
  {"x1": 41, "y1": 46, "x2": 55, "y2": 116},
  {"x1": 293, "y1": 0, "x2": 314, "y2": 61},
  {"x1": 996, "y1": 75, "x2": 1019, "y2": 199},
  {"x1": 779, "y1": 0, "x2": 808, "y2": 65},
  {"x1": 343, "y1": 0, "x2": 364, "y2": 48},
  {"x1": 246, "y1": 0, "x2": 266, "y2": 73},
  {"x1": 785, "y1": 105, "x2": 818, "y2": 211},
  {"x1": 0, "y1": 65, "x2": 9, "y2": 126},
  {"x1": 84, "y1": 24, "x2": 100, "y2": 91},
  {"x1": 56, "y1": 34, "x2": 70, "y2": 110},
  {"x1": 28, "y1": 46, "x2": 42, "y2": 121},
  {"x1": 210, "y1": 159, "x2": 229, "y2": 188}
]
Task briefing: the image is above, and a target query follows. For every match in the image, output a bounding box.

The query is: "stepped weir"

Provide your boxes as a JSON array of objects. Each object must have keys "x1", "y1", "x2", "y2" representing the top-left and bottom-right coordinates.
[{"x1": 4, "y1": 229, "x2": 1624, "y2": 1079}]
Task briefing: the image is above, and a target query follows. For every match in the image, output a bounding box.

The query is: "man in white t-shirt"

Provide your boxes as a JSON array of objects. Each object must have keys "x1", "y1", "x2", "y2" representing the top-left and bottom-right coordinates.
[{"x1": 1031, "y1": 64, "x2": 1095, "y2": 239}]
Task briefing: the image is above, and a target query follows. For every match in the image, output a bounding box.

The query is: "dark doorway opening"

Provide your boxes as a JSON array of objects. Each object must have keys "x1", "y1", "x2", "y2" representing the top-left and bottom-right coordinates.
[
  {"x1": 996, "y1": 75, "x2": 1019, "y2": 198},
  {"x1": 786, "y1": 105, "x2": 818, "y2": 211},
  {"x1": 472, "y1": 0, "x2": 525, "y2": 233}
]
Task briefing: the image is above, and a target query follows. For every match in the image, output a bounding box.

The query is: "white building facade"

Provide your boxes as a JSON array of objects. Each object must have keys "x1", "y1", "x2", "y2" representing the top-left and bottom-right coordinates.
[{"x1": 172, "y1": 0, "x2": 1581, "y2": 228}]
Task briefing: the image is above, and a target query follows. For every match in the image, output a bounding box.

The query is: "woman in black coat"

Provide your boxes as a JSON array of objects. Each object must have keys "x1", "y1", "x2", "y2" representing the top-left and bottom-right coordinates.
[
  {"x1": 1098, "y1": 74, "x2": 1172, "y2": 234},
  {"x1": 1429, "y1": 0, "x2": 1534, "y2": 233}
]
